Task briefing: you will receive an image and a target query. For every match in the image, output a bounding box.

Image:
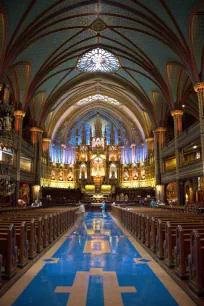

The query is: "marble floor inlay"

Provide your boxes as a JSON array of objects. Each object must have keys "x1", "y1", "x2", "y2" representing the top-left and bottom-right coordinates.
[{"x1": 0, "y1": 213, "x2": 196, "y2": 306}]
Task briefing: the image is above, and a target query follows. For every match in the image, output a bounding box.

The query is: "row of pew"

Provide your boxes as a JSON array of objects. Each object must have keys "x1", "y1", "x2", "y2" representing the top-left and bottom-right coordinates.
[
  {"x1": 0, "y1": 207, "x2": 77, "y2": 286},
  {"x1": 112, "y1": 206, "x2": 204, "y2": 297}
]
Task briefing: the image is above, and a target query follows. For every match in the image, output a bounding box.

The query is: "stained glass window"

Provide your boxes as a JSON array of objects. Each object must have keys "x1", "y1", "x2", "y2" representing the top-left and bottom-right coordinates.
[
  {"x1": 77, "y1": 94, "x2": 120, "y2": 106},
  {"x1": 77, "y1": 48, "x2": 120, "y2": 72}
]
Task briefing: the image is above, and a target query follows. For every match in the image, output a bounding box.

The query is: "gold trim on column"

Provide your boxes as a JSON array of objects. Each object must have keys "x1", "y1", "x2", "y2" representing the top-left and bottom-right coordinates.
[
  {"x1": 30, "y1": 127, "x2": 43, "y2": 133},
  {"x1": 194, "y1": 82, "x2": 204, "y2": 92},
  {"x1": 61, "y1": 144, "x2": 66, "y2": 148},
  {"x1": 42, "y1": 138, "x2": 51, "y2": 143},
  {"x1": 154, "y1": 127, "x2": 167, "y2": 133},
  {"x1": 145, "y1": 137, "x2": 154, "y2": 142},
  {"x1": 171, "y1": 110, "x2": 183, "y2": 117},
  {"x1": 13, "y1": 110, "x2": 26, "y2": 118}
]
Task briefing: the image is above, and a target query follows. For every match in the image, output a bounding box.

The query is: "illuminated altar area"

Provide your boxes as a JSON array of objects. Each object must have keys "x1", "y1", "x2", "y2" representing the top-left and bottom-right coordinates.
[{"x1": 41, "y1": 110, "x2": 155, "y2": 197}]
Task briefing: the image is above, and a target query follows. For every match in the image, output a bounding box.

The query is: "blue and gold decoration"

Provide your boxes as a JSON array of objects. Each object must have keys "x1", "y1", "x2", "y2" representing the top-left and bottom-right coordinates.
[{"x1": 9, "y1": 213, "x2": 182, "y2": 306}]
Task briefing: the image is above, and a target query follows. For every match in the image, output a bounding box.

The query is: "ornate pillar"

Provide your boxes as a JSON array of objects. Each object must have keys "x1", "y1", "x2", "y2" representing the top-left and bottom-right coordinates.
[
  {"x1": 145, "y1": 137, "x2": 154, "y2": 165},
  {"x1": 106, "y1": 147, "x2": 109, "y2": 184},
  {"x1": 42, "y1": 138, "x2": 51, "y2": 183},
  {"x1": 153, "y1": 127, "x2": 166, "y2": 202},
  {"x1": 131, "y1": 144, "x2": 136, "y2": 163},
  {"x1": 30, "y1": 127, "x2": 43, "y2": 186},
  {"x1": 61, "y1": 144, "x2": 66, "y2": 164},
  {"x1": 194, "y1": 82, "x2": 204, "y2": 173},
  {"x1": 42, "y1": 138, "x2": 51, "y2": 165},
  {"x1": 87, "y1": 160, "x2": 91, "y2": 184},
  {"x1": 171, "y1": 110, "x2": 184, "y2": 205},
  {"x1": 42, "y1": 138, "x2": 51, "y2": 155},
  {"x1": 120, "y1": 146, "x2": 125, "y2": 164},
  {"x1": 13, "y1": 110, "x2": 26, "y2": 205}
]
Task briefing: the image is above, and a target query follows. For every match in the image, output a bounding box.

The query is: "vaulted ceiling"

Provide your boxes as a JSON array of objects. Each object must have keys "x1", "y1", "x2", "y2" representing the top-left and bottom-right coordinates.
[{"x1": 0, "y1": 0, "x2": 203, "y2": 142}]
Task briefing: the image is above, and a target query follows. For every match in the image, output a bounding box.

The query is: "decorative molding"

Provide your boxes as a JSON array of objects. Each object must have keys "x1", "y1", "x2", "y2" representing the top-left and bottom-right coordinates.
[
  {"x1": 194, "y1": 82, "x2": 204, "y2": 92},
  {"x1": 30, "y1": 127, "x2": 43, "y2": 133},
  {"x1": 145, "y1": 137, "x2": 154, "y2": 142},
  {"x1": 43, "y1": 138, "x2": 51, "y2": 143},
  {"x1": 13, "y1": 110, "x2": 26, "y2": 118},
  {"x1": 154, "y1": 127, "x2": 167, "y2": 133},
  {"x1": 171, "y1": 110, "x2": 183, "y2": 117}
]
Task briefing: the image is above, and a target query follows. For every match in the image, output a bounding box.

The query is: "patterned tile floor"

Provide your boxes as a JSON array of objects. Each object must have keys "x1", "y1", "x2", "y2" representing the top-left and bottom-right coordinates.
[{"x1": 0, "y1": 213, "x2": 196, "y2": 306}]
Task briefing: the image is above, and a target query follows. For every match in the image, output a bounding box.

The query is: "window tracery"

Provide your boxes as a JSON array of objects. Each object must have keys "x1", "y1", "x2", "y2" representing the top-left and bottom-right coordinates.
[
  {"x1": 77, "y1": 94, "x2": 120, "y2": 106},
  {"x1": 77, "y1": 48, "x2": 120, "y2": 73}
]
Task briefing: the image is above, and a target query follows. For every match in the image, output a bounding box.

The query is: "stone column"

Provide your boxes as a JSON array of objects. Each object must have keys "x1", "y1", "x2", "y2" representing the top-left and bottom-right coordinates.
[
  {"x1": 87, "y1": 160, "x2": 91, "y2": 184},
  {"x1": 42, "y1": 138, "x2": 51, "y2": 154},
  {"x1": 194, "y1": 82, "x2": 204, "y2": 173},
  {"x1": 42, "y1": 138, "x2": 51, "y2": 183},
  {"x1": 30, "y1": 127, "x2": 43, "y2": 186},
  {"x1": 105, "y1": 147, "x2": 109, "y2": 184},
  {"x1": 117, "y1": 160, "x2": 120, "y2": 184},
  {"x1": 145, "y1": 137, "x2": 154, "y2": 165},
  {"x1": 61, "y1": 144, "x2": 66, "y2": 164},
  {"x1": 13, "y1": 110, "x2": 26, "y2": 205},
  {"x1": 153, "y1": 128, "x2": 166, "y2": 202},
  {"x1": 42, "y1": 138, "x2": 51, "y2": 163},
  {"x1": 131, "y1": 144, "x2": 136, "y2": 163},
  {"x1": 171, "y1": 110, "x2": 184, "y2": 205}
]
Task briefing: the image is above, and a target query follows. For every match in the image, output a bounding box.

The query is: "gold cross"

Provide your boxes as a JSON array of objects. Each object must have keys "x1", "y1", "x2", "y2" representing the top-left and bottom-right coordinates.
[{"x1": 55, "y1": 268, "x2": 136, "y2": 306}]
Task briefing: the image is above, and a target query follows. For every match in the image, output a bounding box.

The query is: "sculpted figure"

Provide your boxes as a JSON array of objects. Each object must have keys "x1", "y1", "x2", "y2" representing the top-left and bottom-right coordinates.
[{"x1": 5, "y1": 113, "x2": 12, "y2": 130}]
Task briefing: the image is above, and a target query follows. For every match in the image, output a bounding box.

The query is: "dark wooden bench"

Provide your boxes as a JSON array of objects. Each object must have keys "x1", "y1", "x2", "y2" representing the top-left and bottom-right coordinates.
[
  {"x1": 174, "y1": 225, "x2": 204, "y2": 279},
  {"x1": 164, "y1": 222, "x2": 204, "y2": 268},
  {"x1": 0, "y1": 254, "x2": 2, "y2": 288},
  {"x1": 188, "y1": 230, "x2": 204, "y2": 296},
  {"x1": 157, "y1": 220, "x2": 204, "y2": 260},
  {"x1": 0, "y1": 221, "x2": 28, "y2": 268},
  {"x1": 0, "y1": 224, "x2": 17, "y2": 279},
  {"x1": 0, "y1": 219, "x2": 36, "y2": 260},
  {"x1": 2, "y1": 216, "x2": 43, "y2": 253}
]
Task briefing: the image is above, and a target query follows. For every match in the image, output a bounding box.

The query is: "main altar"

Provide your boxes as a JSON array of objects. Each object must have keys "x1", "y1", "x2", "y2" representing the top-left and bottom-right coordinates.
[{"x1": 41, "y1": 112, "x2": 155, "y2": 199}]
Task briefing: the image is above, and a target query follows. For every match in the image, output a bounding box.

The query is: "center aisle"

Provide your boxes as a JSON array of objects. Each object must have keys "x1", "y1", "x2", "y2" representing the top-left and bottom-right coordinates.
[{"x1": 0, "y1": 212, "x2": 196, "y2": 306}]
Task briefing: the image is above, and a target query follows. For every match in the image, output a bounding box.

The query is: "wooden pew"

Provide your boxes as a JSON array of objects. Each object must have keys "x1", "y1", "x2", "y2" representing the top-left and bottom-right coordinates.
[
  {"x1": 188, "y1": 230, "x2": 204, "y2": 296},
  {"x1": 164, "y1": 222, "x2": 204, "y2": 268},
  {"x1": 0, "y1": 219, "x2": 36, "y2": 260},
  {"x1": 0, "y1": 224, "x2": 17, "y2": 279},
  {"x1": 0, "y1": 254, "x2": 2, "y2": 288},
  {"x1": 2, "y1": 216, "x2": 43, "y2": 253},
  {"x1": 14, "y1": 212, "x2": 52, "y2": 246},
  {"x1": 0, "y1": 222, "x2": 28, "y2": 269},
  {"x1": 149, "y1": 215, "x2": 204, "y2": 254},
  {"x1": 174, "y1": 225, "x2": 204, "y2": 279},
  {"x1": 157, "y1": 220, "x2": 204, "y2": 260}
]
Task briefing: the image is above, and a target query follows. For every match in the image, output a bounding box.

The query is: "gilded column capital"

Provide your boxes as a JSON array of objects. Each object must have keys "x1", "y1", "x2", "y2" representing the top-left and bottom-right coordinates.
[
  {"x1": 42, "y1": 138, "x2": 51, "y2": 143},
  {"x1": 30, "y1": 127, "x2": 43, "y2": 133},
  {"x1": 171, "y1": 110, "x2": 183, "y2": 117},
  {"x1": 145, "y1": 137, "x2": 154, "y2": 142},
  {"x1": 154, "y1": 127, "x2": 167, "y2": 133},
  {"x1": 13, "y1": 110, "x2": 26, "y2": 118},
  {"x1": 194, "y1": 82, "x2": 204, "y2": 92},
  {"x1": 61, "y1": 144, "x2": 66, "y2": 149}
]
